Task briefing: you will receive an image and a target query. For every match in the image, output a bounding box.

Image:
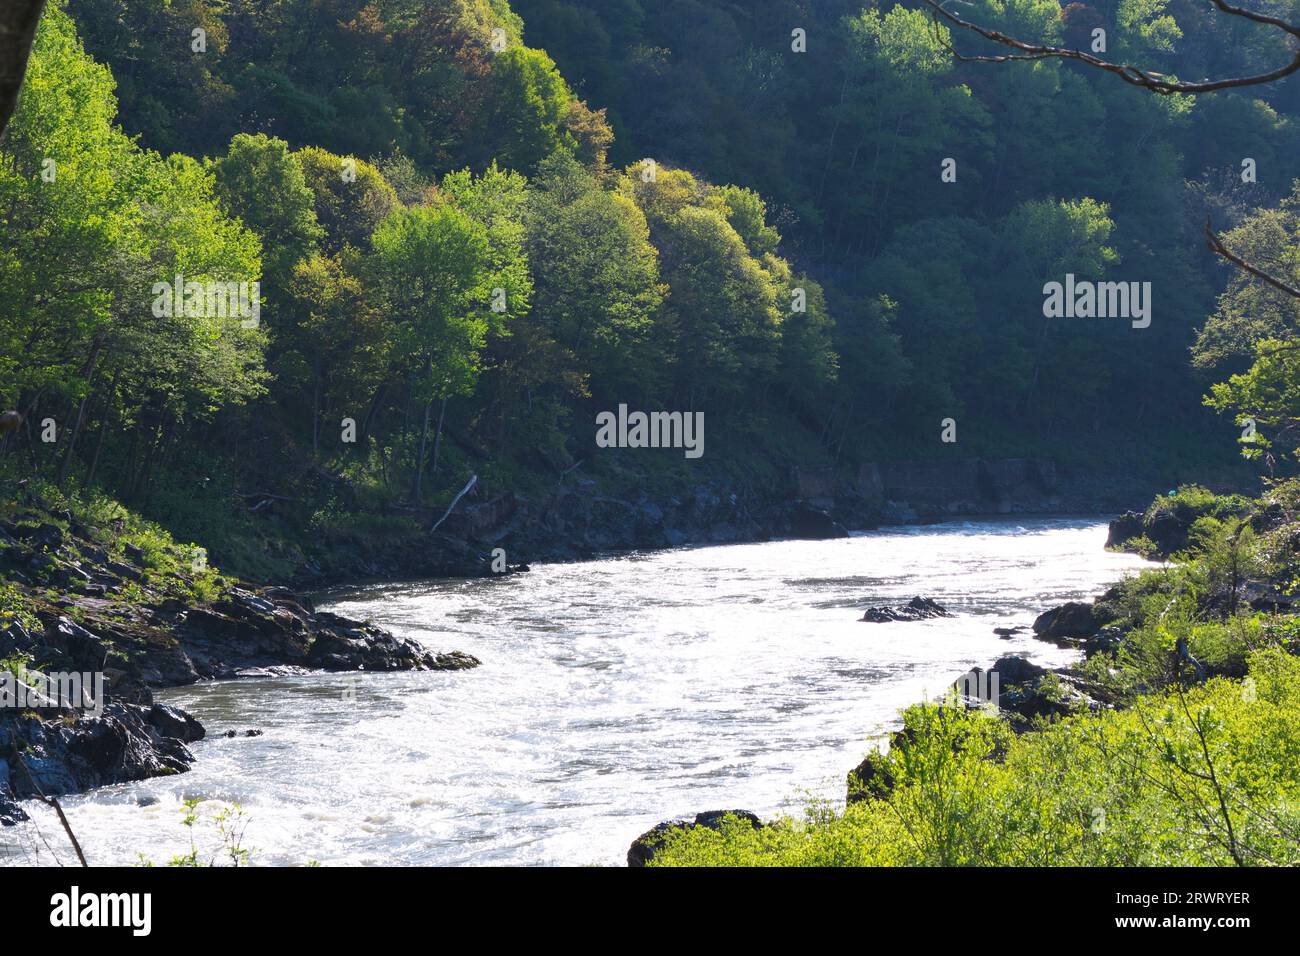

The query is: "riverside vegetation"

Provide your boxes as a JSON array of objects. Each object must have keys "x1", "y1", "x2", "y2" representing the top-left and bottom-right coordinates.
[
  {"x1": 2, "y1": 0, "x2": 1293, "y2": 587},
  {"x1": 641, "y1": 483, "x2": 1300, "y2": 866},
  {"x1": 2, "y1": 0, "x2": 1299, "y2": 863}
]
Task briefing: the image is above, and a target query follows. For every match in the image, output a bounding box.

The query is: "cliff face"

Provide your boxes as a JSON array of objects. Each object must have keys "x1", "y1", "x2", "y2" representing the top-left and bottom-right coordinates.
[
  {"x1": 873, "y1": 458, "x2": 1061, "y2": 519},
  {"x1": 794, "y1": 458, "x2": 1063, "y2": 521}
]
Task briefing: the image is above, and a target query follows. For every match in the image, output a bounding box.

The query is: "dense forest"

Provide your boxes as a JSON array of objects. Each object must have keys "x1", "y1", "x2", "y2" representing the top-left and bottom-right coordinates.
[
  {"x1": 2, "y1": 0, "x2": 1298, "y2": 580},
  {"x1": 3, "y1": 0, "x2": 1300, "y2": 878}
]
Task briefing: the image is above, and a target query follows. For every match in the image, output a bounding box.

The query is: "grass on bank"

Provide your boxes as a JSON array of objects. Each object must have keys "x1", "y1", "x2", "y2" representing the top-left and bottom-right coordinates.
[{"x1": 2, "y1": 475, "x2": 229, "y2": 604}]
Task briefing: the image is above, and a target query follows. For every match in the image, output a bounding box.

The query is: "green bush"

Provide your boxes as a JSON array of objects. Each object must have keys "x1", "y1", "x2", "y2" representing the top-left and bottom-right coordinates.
[
  {"x1": 0, "y1": 582, "x2": 40, "y2": 633},
  {"x1": 652, "y1": 649, "x2": 1300, "y2": 867}
]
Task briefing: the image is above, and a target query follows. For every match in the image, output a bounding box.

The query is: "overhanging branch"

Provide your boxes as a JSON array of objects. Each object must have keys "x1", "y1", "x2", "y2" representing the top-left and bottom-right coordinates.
[
  {"x1": 1205, "y1": 220, "x2": 1300, "y2": 300},
  {"x1": 921, "y1": 0, "x2": 1300, "y2": 95}
]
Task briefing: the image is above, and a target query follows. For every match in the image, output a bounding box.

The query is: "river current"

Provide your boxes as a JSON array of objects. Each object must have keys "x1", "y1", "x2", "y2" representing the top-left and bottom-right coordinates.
[{"x1": 4, "y1": 517, "x2": 1150, "y2": 866}]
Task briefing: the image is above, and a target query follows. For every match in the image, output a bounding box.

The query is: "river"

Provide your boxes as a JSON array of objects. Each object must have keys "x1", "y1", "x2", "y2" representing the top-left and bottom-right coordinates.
[{"x1": 3, "y1": 517, "x2": 1150, "y2": 866}]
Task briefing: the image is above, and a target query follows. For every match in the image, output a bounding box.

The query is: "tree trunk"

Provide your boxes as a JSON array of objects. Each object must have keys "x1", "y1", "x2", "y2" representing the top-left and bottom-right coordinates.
[
  {"x1": 412, "y1": 396, "x2": 433, "y2": 505},
  {"x1": 82, "y1": 413, "x2": 109, "y2": 491},
  {"x1": 311, "y1": 355, "x2": 321, "y2": 461},
  {"x1": 431, "y1": 395, "x2": 448, "y2": 476},
  {"x1": 359, "y1": 380, "x2": 389, "y2": 453},
  {"x1": 57, "y1": 342, "x2": 103, "y2": 485},
  {"x1": 0, "y1": 1, "x2": 47, "y2": 140}
]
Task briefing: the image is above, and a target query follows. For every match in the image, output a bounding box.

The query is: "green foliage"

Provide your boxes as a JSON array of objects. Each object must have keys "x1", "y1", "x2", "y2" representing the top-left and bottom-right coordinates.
[
  {"x1": 477, "y1": 46, "x2": 581, "y2": 173},
  {"x1": 1194, "y1": 183, "x2": 1300, "y2": 369},
  {"x1": 18, "y1": 479, "x2": 226, "y2": 604},
  {"x1": 371, "y1": 203, "x2": 499, "y2": 401},
  {"x1": 138, "y1": 798, "x2": 253, "y2": 868},
  {"x1": 1206, "y1": 340, "x2": 1300, "y2": 467},
  {"x1": 0, "y1": 650, "x2": 33, "y2": 679},
  {"x1": 2, "y1": 0, "x2": 1291, "y2": 578},
  {"x1": 209, "y1": 133, "x2": 323, "y2": 286},
  {"x1": 0, "y1": 583, "x2": 40, "y2": 634},
  {"x1": 523, "y1": 152, "x2": 664, "y2": 399},
  {"x1": 653, "y1": 649, "x2": 1300, "y2": 866},
  {"x1": 1146, "y1": 485, "x2": 1253, "y2": 524},
  {"x1": 295, "y1": 147, "x2": 400, "y2": 254}
]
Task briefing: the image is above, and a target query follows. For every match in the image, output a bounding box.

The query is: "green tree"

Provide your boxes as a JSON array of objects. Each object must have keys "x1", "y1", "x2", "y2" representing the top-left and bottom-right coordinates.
[
  {"x1": 209, "y1": 133, "x2": 323, "y2": 289},
  {"x1": 295, "y1": 146, "x2": 400, "y2": 254},
  {"x1": 526, "y1": 153, "x2": 664, "y2": 399},
  {"x1": 370, "y1": 203, "x2": 498, "y2": 501}
]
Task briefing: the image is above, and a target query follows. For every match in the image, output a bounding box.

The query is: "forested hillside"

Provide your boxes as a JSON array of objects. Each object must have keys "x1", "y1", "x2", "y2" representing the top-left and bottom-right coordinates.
[{"x1": 3, "y1": 0, "x2": 1296, "y2": 581}]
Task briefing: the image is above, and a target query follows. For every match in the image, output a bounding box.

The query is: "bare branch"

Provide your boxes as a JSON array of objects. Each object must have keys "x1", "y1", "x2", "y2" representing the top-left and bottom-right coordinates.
[
  {"x1": 8, "y1": 730, "x2": 88, "y2": 866},
  {"x1": 921, "y1": 0, "x2": 1300, "y2": 95},
  {"x1": 1205, "y1": 220, "x2": 1300, "y2": 300}
]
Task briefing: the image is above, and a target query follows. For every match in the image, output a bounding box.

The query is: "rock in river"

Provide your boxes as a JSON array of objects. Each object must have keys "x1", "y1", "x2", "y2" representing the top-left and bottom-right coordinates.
[{"x1": 861, "y1": 595, "x2": 952, "y2": 623}]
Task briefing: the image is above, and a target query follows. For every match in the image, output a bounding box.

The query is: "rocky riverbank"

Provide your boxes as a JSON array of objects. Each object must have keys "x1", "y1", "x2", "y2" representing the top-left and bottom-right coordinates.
[
  {"x1": 0, "y1": 487, "x2": 478, "y2": 826},
  {"x1": 281, "y1": 456, "x2": 1171, "y2": 589}
]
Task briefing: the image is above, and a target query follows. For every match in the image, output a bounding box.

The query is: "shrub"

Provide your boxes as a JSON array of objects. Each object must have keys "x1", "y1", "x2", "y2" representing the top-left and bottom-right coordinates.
[{"x1": 651, "y1": 650, "x2": 1300, "y2": 867}]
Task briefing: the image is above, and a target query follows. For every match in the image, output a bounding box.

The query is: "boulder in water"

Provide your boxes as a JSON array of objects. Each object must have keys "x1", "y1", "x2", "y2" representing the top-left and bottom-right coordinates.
[
  {"x1": 1032, "y1": 601, "x2": 1110, "y2": 640},
  {"x1": 861, "y1": 596, "x2": 952, "y2": 623},
  {"x1": 790, "y1": 504, "x2": 850, "y2": 540}
]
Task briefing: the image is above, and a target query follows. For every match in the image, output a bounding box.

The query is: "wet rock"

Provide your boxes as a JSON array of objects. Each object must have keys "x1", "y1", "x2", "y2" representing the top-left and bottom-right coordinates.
[
  {"x1": 0, "y1": 761, "x2": 27, "y2": 825},
  {"x1": 988, "y1": 655, "x2": 1048, "y2": 686},
  {"x1": 105, "y1": 560, "x2": 142, "y2": 582},
  {"x1": 975, "y1": 655, "x2": 1098, "y2": 725},
  {"x1": 1106, "y1": 511, "x2": 1144, "y2": 549},
  {"x1": 861, "y1": 595, "x2": 952, "y2": 623},
  {"x1": 0, "y1": 490, "x2": 475, "y2": 818},
  {"x1": 790, "y1": 504, "x2": 850, "y2": 540},
  {"x1": 1107, "y1": 494, "x2": 1252, "y2": 559},
  {"x1": 1084, "y1": 627, "x2": 1124, "y2": 659},
  {"x1": 1240, "y1": 580, "x2": 1297, "y2": 613},
  {"x1": 1032, "y1": 601, "x2": 1111, "y2": 640},
  {"x1": 226, "y1": 587, "x2": 277, "y2": 615},
  {"x1": 14, "y1": 522, "x2": 64, "y2": 549},
  {"x1": 2, "y1": 701, "x2": 202, "y2": 818},
  {"x1": 147, "y1": 703, "x2": 205, "y2": 743},
  {"x1": 847, "y1": 745, "x2": 899, "y2": 804},
  {"x1": 34, "y1": 615, "x2": 109, "y2": 674},
  {"x1": 308, "y1": 613, "x2": 475, "y2": 672},
  {"x1": 628, "y1": 809, "x2": 762, "y2": 867}
]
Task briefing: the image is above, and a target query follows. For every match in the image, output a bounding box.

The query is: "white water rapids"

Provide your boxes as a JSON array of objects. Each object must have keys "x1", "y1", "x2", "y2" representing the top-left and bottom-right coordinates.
[{"x1": 3, "y1": 518, "x2": 1150, "y2": 866}]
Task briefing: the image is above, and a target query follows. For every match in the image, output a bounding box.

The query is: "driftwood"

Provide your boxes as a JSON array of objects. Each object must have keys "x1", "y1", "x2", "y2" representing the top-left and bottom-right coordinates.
[{"x1": 430, "y1": 473, "x2": 478, "y2": 533}]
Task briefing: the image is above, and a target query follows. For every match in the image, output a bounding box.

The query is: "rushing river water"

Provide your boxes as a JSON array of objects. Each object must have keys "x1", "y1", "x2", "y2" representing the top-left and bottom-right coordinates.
[{"x1": 5, "y1": 517, "x2": 1151, "y2": 867}]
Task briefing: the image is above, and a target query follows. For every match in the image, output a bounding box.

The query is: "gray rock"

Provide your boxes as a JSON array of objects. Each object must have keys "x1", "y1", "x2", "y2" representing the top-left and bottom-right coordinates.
[
  {"x1": 1033, "y1": 601, "x2": 1108, "y2": 639},
  {"x1": 861, "y1": 595, "x2": 951, "y2": 623},
  {"x1": 628, "y1": 809, "x2": 762, "y2": 867}
]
